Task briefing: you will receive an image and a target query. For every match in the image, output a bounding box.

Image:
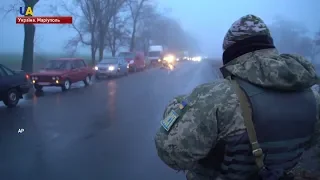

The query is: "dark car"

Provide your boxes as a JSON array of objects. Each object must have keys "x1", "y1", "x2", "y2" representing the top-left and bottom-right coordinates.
[
  {"x1": 118, "y1": 51, "x2": 145, "y2": 72},
  {"x1": 0, "y1": 64, "x2": 31, "y2": 108},
  {"x1": 30, "y1": 58, "x2": 94, "y2": 92},
  {"x1": 94, "y1": 57, "x2": 128, "y2": 79}
]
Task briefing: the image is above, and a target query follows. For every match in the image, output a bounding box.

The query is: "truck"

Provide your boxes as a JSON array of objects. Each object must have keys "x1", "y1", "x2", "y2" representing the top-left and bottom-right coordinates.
[{"x1": 147, "y1": 45, "x2": 166, "y2": 67}]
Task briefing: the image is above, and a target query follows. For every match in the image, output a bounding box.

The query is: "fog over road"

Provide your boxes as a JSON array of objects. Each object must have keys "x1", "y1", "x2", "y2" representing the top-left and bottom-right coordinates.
[{"x1": 0, "y1": 60, "x2": 219, "y2": 180}]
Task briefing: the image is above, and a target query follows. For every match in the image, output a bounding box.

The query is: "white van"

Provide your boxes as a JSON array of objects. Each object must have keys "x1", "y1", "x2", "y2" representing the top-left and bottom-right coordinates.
[{"x1": 148, "y1": 45, "x2": 164, "y2": 66}]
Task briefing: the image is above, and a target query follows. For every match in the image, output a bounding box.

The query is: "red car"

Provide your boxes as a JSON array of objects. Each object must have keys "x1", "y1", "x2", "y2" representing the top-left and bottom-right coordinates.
[
  {"x1": 30, "y1": 58, "x2": 94, "y2": 91},
  {"x1": 118, "y1": 51, "x2": 145, "y2": 72}
]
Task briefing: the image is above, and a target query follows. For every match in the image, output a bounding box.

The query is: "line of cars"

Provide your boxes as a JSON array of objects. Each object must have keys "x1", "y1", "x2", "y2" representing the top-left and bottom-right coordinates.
[
  {"x1": 0, "y1": 51, "x2": 147, "y2": 108},
  {"x1": 1, "y1": 50, "x2": 201, "y2": 108}
]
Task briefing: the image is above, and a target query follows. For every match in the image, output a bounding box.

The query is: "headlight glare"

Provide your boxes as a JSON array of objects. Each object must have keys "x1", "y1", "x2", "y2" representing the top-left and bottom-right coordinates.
[{"x1": 108, "y1": 66, "x2": 115, "y2": 71}]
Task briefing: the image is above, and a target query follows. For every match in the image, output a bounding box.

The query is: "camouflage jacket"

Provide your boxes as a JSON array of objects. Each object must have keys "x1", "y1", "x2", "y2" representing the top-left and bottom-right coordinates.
[{"x1": 154, "y1": 49, "x2": 320, "y2": 179}]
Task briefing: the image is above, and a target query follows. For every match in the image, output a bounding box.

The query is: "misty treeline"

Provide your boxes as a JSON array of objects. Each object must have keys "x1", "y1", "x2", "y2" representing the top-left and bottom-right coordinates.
[
  {"x1": 56, "y1": 0, "x2": 199, "y2": 65},
  {"x1": 269, "y1": 16, "x2": 320, "y2": 63}
]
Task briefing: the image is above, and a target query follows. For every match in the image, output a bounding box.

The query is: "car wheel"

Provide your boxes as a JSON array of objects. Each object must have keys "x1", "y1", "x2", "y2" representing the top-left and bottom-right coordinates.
[
  {"x1": 83, "y1": 75, "x2": 91, "y2": 86},
  {"x1": 34, "y1": 84, "x2": 43, "y2": 91},
  {"x1": 61, "y1": 79, "x2": 71, "y2": 91},
  {"x1": 3, "y1": 89, "x2": 20, "y2": 108}
]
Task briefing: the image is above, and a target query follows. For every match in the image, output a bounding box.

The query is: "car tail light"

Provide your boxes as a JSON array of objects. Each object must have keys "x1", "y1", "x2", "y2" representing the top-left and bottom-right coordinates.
[{"x1": 25, "y1": 74, "x2": 29, "y2": 79}]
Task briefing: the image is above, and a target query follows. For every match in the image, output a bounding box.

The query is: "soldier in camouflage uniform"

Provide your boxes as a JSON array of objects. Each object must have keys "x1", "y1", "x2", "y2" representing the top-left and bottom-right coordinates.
[{"x1": 154, "y1": 14, "x2": 320, "y2": 179}]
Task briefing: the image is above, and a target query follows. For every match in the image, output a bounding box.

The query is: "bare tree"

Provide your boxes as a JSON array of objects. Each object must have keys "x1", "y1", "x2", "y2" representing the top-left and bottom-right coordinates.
[
  {"x1": 56, "y1": 0, "x2": 126, "y2": 63},
  {"x1": 1, "y1": 0, "x2": 39, "y2": 72},
  {"x1": 127, "y1": 0, "x2": 149, "y2": 52},
  {"x1": 135, "y1": 4, "x2": 159, "y2": 54},
  {"x1": 106, "y1": 14, "x2": 130, "y2": 56},
  {"x1": 96, "y1": 0, "x2": 126, "y2": 61},
  {"x1": 269, "y1": 17, "x2": 309, "y2": 54},
  {"x1": 269, "y1": 17, "x2": 320, "y2": 62},
  {"x1": 57, "y1": 0, "x2": 101, "y2": 65},
  {"x1": 64, "y1": 36, "x2": 81, "y2": 57},
  {"x1": 147, "y1": 16, "x2": 196, "y2": 53},
  {"x1": 295, "y1": 35, "x2": 313, "y2": 58}
]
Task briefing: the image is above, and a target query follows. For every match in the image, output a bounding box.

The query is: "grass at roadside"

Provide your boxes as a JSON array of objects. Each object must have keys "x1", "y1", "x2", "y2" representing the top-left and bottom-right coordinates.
[{"x1": 0, "y1": 52, "x2": 94, "y2": 71}]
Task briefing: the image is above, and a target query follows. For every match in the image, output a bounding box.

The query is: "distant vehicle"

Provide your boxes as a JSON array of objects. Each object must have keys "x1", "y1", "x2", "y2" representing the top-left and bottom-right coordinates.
[
  {"x1": 94, "y1": 57, "x2": 128, "y2": 79},
  {"x1": 162, "y1": 54, "x2": 177, "y2": 67},
  {"x1": 191, "y1": 56, "x2": 202, "y2": 62},
  {"x1": 118, "y1": 51, "x2": 145, "y2": 72},
  {"x1": 148, "y1": 45, "x2": 165, "y2": 66},
  {"x1": 0, "y1": 64, "x2": 31, "y2": 108},
  {"x1": 30, "y1": 58, "x2": 93, "y2": 92}
]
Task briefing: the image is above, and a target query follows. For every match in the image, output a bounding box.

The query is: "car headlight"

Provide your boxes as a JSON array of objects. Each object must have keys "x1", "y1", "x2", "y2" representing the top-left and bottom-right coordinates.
[
  {"x1": 164, "y1": 56, "x2": 174, "y2": 62},
  {"x1": 108, "y1": 66, "x2": 115, "y2": 71},
  {"x1": 94, "y1": 66, "x2": 98, "y2": 70}
]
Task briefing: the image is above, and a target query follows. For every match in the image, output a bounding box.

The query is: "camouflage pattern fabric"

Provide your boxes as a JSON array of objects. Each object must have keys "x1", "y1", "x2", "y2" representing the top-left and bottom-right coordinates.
[
  {"x1": 154, "y1": 14, "x2": 320, "y2": 180},
  {"x1": 223, "y1": 14, "x2": 271, "y2": 50}
]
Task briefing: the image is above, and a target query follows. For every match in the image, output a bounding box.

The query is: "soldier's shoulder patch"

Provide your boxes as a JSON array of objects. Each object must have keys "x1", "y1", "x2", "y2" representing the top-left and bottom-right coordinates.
[{"x1": 161, "y1": 110, "x2": 179, "y2": 131}]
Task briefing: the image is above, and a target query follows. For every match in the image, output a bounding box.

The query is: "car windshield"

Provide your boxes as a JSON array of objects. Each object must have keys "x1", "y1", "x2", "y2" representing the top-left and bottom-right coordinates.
[
  {"x1": 100, "y1": 58, "x2": 118, "y2": 64},
  {"x1": 148, "y1": 51, "x2": 160, "y2": 57},
  {"x1": 118, "y1": 52, "x2": 134, "y2": 58},
  {"x1": 45, "y1": 60, "x2": 69, "y2": 70}
]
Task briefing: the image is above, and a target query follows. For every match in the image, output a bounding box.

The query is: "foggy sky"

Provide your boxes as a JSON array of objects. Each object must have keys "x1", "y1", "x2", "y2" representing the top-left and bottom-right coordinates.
[{"x1": 0, "y1": 0, "x2": 319, "y2": 57}]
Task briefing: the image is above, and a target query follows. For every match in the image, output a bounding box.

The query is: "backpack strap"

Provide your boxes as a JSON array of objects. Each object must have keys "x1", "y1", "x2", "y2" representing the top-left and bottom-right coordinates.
[{"x1": 230, "y1": 79, "x2": 265, "y2": 170}]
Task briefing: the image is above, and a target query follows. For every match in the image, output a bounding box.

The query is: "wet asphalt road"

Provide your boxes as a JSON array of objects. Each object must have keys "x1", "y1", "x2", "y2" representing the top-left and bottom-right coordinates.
[{"x1": 0, "y1": 60, "x2": 219, "y2": 180}]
